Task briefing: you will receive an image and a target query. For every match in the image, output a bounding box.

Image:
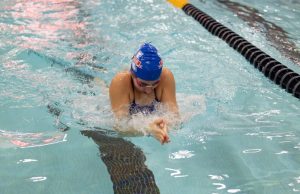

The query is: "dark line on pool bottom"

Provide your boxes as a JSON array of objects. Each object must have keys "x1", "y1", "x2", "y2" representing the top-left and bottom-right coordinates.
[{"x1": 81, "y1": 130, "x2": 160, "y2": 194}]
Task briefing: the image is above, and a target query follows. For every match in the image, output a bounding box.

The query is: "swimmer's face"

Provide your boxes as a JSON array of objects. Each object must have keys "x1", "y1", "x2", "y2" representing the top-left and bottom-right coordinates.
[{"x1": 133, "y1": 76, "x2": 160, "y2": 94}]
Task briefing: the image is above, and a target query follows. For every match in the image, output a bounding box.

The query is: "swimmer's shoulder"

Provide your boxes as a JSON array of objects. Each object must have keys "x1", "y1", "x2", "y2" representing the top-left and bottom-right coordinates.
[
  {"x1": 161, "y1": 67, "x2": 173, "y2": 77},
  {"x1": 110, "y1": 71, "x2": 133, "y2": 97},
  {"x1": 110, "y1": 71, "x2": 131, "y2": 86},
  {"x1": 155, "y1": 68, "x2": 175, "y2": 100},
  {"x1": 110, "y1": 71, "x2": 134, "y2": 103},
  {"x1": 160, "y1": 67, "x2": 175, "y2": 84}
]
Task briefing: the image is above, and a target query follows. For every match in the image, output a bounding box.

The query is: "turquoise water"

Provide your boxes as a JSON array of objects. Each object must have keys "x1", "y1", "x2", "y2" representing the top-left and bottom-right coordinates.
[{"x1": 0, "y1": 0, "x2": 300, "y2": 193}]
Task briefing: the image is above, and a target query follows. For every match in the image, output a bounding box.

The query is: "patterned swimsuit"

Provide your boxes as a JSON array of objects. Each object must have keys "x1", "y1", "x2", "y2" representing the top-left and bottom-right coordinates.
[{"x1": 129, "y1": 79, "x2": 159, "y2": 115}]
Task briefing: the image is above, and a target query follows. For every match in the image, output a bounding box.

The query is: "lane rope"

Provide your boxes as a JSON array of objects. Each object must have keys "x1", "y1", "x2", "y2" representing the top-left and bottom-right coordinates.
[{"x1": 167, "y1": 0, "x2": 300, "y2": 99}]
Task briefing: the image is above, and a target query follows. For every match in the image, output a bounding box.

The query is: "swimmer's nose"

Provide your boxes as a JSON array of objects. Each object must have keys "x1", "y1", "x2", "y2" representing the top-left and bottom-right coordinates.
[{"x1": 144, "y1": 87, "x2": 153, "y2": 94}]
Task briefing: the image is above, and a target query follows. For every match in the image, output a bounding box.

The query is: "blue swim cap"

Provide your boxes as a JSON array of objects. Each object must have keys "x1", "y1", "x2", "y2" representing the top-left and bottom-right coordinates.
[{"x1": 131, "y1": 43, "x2": 163, "y2": 81}]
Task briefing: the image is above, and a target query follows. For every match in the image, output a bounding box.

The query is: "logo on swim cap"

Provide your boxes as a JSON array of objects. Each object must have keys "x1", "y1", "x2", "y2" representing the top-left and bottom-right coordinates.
[
  {"x1": 131, "y1": 43, "x2": 163, "y2": 81},
  {"x1": 131, "y1": 62, "x2": 137, "y2": 72},
  {"x1": 132, "y1": 55, "x2": 142, "y2": 68}
]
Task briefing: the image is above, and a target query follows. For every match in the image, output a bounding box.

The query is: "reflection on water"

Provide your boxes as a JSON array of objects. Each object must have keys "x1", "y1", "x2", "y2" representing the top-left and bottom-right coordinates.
[
  {"x1": 275, "y1": 150, "x2": 289, "y2": 155},
  {"x1": 245, "y1": 131, "x2": 297, "y2": 142},
  {"x1": 169, "y1": 150, "x2": 195, "y2": 159},
  {"x1": 242, "y1": 149, "x2": 262, "y2": 154},
  {"x1": 0, "y1": 129, "x2": 67, "y2": 148},
  {"x1": 1, "y1": 0, "x2": 107, "y2": 77},
  {"x1": 209, "y1": 174, "x2": 241, "y2": 193},
  {"x1": 289, "y1": 176, "x2": 300, "y2": 192},
  {"x1": 165, "y1": 168, "x2": 188, "y2": 178},
  {"x1": 3, "y1": 0, "x2": 82, "y2": 50},
  {"x1": 29, "y1": 176, "x2": 47, "y2": 183},
  {"x1": 1, "y1": 0, "x2": 111, "y2": 130},
  {"x1": 17, "y1": 159, "x2": 38, "y2": 164}
]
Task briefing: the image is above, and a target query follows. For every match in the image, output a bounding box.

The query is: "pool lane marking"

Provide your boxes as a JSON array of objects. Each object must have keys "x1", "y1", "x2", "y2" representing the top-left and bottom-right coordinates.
[{"x1": 167, "y1": 0, "x2": 300, "y2": 99}]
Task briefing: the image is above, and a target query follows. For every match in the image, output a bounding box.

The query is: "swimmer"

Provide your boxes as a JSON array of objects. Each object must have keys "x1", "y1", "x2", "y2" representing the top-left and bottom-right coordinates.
[{"x1": 109, "y1": 43, "x2": 178, "y2": 144}]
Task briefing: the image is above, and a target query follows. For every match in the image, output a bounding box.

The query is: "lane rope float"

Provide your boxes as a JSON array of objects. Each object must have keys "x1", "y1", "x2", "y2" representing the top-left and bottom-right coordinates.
[{"x1": 167, "y1": 0, "x2": 300, "y2": 99}]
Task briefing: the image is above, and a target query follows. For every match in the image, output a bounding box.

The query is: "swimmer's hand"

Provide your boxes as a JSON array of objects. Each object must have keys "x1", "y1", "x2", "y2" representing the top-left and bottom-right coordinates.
[{"x1": 148, "y1": 118, "x2": 170, "y2": 145}]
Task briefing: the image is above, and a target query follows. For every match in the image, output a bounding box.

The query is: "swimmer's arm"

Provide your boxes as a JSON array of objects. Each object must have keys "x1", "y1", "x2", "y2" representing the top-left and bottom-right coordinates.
[
  {"x1": 158, "y1": 69, "x2": 182, "y2": 128},
  {"x1": 109, "y1": 74, "x2": 145, "y2": 135},
  {"x1": 161, "y1": 69, "x2": 179, "y2": 115},
  {"x1": 112, "y1": 118, "x2": 144, "y2": 136},
  {"x1": 109, "y1": 73, "x2": 131, "y2": 118},
  {"x1": 113, "y1": 117, "x2": 170, "y2": 144}
]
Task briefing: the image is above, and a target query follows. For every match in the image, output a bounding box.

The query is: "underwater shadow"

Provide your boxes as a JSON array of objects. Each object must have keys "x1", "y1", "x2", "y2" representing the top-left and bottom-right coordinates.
[{"x1": 81, "y1": 129, "x2": 160, "y2": 194}]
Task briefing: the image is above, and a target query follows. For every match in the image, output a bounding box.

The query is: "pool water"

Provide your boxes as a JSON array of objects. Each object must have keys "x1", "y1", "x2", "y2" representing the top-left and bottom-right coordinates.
[{"x1": 0, "y1": 0, "x2": 300, "y2": 193}]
